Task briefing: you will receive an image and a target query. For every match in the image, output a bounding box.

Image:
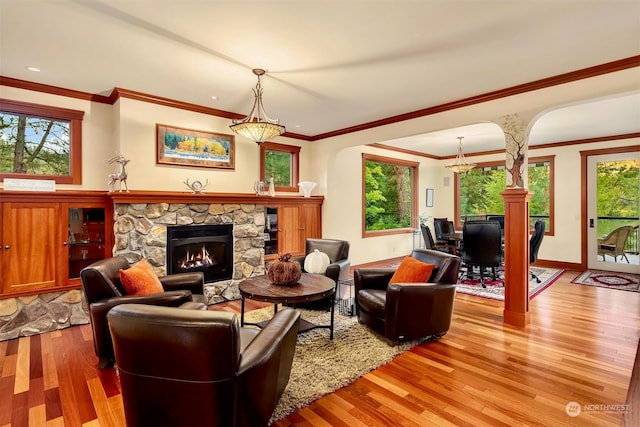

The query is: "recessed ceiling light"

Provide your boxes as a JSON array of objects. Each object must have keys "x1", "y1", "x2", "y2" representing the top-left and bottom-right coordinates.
[
  {"x1": 26, "y1": 66, "x2": 41, "y2": 72},
  {"x1": 211, "y1": 95, "x2": 219, "y2": 100}
]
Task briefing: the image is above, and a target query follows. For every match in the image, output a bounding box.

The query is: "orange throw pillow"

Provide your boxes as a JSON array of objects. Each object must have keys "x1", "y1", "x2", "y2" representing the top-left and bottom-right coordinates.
[
  {"x1": 119, "y1": 258, "x2": 164, "y2": 296},
  {"x1": 389, "y1": 256, "x2": 435, "y2": 284}
]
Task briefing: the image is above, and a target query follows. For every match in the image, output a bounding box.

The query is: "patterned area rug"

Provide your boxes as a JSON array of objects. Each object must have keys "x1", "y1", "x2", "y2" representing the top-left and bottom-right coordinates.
[
  {"x1": 455, "y1": 267, "x2": 564, "y2": 301},
  {"x1": 244, "y1": 307, "x2": 423, "y2": 423},
  {"x1": 571, "y1": 270, "x2": 640, "y2": 291}
]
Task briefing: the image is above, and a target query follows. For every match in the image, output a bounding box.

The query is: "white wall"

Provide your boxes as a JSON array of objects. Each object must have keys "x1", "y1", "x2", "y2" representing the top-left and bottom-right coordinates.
[
  {"x1": 0, "y1": 87, "x2": 312, "y2": 194},
  {"x1": 115, "y1": 97, "x2": 314, "y2": 193},
  {"x1": 2, "y1": 84, "x2": 638, "y2": 267}
]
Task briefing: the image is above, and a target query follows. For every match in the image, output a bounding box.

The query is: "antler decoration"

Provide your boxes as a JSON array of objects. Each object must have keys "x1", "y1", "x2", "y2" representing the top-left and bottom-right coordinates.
[{"x1": 183, "y1": 178, "x2": 209, "y2": 193}]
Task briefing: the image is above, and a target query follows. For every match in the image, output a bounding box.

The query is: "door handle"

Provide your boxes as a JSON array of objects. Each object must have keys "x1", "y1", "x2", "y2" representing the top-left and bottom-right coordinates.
[{"x1": 589, "y1": 219, "x2": 594, "y2": 228}]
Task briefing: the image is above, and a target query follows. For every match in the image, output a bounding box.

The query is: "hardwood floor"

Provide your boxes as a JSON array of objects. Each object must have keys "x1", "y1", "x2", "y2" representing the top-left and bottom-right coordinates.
[{"x1": 1, "y1": 263, "x2": 639, "y2": 426}]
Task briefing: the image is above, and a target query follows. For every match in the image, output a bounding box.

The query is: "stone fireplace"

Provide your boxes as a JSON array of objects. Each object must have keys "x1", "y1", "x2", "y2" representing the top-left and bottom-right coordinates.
[{"x1": 112, "y1": 202, "x2": 266, "y2": 304}]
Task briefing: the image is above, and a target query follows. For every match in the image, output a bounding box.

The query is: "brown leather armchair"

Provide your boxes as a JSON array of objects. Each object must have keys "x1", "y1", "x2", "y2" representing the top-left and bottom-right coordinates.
[
  {"x1": 292, "y1": 238, "x2": 351, "y2": 283},
  {"x1": 291, "y1": 238, "x2": 350, "y2": 309},
  {"x1": 80, "y1": 256, "x2": 208, "y2": 368},
  {"x1": 107, "y1": 304, "x2": 300, "y2": 427},
  {"x1": 354, "y1": 249, "x2": 460, "y2": 344}
]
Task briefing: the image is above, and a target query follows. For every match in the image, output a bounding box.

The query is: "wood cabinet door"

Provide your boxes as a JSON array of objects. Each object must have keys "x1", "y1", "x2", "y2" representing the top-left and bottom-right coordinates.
[
  {"x1": 300, "y1": 203, "x2": 322, "y2": 240},
  {"x1": 279, "y1": 205, "x2": 303, "y2": 255},
  {"x1": 2, "y1": 203, "x2": 61, "y2": 294}
]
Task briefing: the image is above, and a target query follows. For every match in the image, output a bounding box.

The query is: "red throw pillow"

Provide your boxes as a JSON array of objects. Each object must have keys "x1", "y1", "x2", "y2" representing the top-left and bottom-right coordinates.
[
  {"x1": 119, "y1": 258, "x2": 164, "y2": 295},
  {"x1": 389, "y1": 256, "x2": 435, "y2": 284}
]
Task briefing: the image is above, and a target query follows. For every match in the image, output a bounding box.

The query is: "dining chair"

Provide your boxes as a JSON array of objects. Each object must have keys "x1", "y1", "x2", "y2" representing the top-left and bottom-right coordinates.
[
  {"x1": 460, "y1": 220, "x2": 503, "y2": 287},
  {"x1": 529, "y1": 219, "x2": 545, "y2": 283},
  {"x1": 421, "y1": 223, "x2": 456, "y2": 254}
]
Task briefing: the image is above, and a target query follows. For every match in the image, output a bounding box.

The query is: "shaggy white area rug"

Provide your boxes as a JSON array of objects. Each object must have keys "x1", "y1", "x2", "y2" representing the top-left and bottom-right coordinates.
[{"x1": 244, "y1": 307, "x2": 423, "y2": 423}]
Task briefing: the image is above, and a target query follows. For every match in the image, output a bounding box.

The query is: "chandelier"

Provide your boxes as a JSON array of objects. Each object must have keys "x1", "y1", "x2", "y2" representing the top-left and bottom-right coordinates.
[
  {"x1": 230, "y1": 68, "x2": 286, "y2": 144},
  {"x1": 445, "y1": 136, "x2": 476, "y2": 173}
]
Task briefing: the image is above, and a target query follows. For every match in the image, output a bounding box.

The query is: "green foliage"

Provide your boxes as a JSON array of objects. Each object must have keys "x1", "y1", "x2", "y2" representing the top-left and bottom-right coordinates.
[
  {"x1": 365, "y1": 160, "x2": 413, "y2": 230},
  {"x1": 460, "y1": 168, "x2": 505, "y2": 215},
  {"x1": 528, "y1": 164, "x2": 550, "y2": 217},
  {"x1": 460, "y1": 163, "x2": 550, "y2": 219},
  {"x1": 265, "y1": 150, "x2": 291, "y2": 186},
  {"x1": 0, "y1": 112, "x2": 70, "y2": 175},
  {"x1": 596, "y1": 160, "x2": 639, "y2": 218}
]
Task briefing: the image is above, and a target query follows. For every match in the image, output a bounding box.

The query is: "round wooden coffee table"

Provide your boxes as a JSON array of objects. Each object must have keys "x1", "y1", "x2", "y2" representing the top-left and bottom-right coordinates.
[{"x1": 239, "y1": 273, "x2": 336, "y2": 339}]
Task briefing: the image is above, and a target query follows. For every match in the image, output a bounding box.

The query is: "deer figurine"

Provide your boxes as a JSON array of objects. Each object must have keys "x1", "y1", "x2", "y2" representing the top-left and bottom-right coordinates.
[{"x1": 106, "y1": 154, "x2": 130, "y2": 192}]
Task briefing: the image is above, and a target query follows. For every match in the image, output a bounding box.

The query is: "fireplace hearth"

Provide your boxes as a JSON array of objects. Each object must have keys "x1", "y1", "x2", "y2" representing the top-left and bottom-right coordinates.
[{"x1": 166, "y1": 224, "x2": 233, "y2": 282}]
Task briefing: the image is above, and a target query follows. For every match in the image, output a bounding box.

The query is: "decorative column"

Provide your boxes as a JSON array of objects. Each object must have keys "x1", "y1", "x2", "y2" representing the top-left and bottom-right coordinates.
[
  {"x1": 502, "y1": 188, "x2": 532, "y2": 327},
  {"x1": 500, "y1": 114, "x2": 532, "y2": 327}
]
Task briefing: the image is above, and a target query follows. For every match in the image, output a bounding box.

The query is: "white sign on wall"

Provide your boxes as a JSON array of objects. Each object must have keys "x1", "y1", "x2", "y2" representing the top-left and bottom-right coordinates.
[{"x1": 3, "y1": 178, "x2": 56, "y2": 192}]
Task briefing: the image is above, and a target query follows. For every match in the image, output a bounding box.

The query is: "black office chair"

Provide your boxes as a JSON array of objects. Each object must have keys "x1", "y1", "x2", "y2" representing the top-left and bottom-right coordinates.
[
  {"x1": 486, "y1": 215, "x2": 505, "y2": 237},
  {"x1": 460, "y1": 220, "x2": 503, "y2": 287},
  {"x1": 529, "y1": 220, "x2": 545, "y2": 283},
  {"x1": 433, "y1": 220, "x2": 457, "y2": 254},
  {"x1": 421, "y1": 223, "x2": 456, "y2": 254}
]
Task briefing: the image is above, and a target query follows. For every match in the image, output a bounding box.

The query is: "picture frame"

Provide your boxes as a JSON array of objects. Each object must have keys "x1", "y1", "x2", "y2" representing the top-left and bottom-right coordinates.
[
  {"x1": 426, "y1": 188, "x2": 434, "y2": 207},
  {"x1": 156, "y1": 124, "x2": 235, "y2": 169}
]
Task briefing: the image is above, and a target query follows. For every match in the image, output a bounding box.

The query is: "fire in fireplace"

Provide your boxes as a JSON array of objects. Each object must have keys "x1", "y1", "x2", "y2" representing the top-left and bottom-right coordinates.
[
  {"x1": 166, "y1": 224, "x2": 233, "y2": 282},
  {"x1": 179, "y1": 245, "x2": 216, "y2": 271}
]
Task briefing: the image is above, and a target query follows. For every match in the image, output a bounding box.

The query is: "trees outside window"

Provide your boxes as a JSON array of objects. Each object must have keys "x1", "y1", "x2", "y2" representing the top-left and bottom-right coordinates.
[
  {"x1": 0, "y1": 99, "x2": 83, "y2": 184},
  {"x1": 596, "y1": 159, "x2": 639, "y2": 236},
  {"x1": 363, "y1": 153, "x2": 418, "y2": 236},
  {"x1": 456, "y1": 156, "x2": 554, "y2": 234},
  {"x1": 259, "y1": 142, "x2": 300, "y2": 192}
]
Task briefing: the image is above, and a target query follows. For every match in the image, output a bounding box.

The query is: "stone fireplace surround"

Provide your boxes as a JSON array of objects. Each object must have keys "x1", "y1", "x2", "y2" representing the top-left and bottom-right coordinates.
[
  {"x1": 0, "y1": 191, "x2": 321, "y2": 340},
  {"x1": 113, "y1": 200, "x2": 266, "y2": 305}
]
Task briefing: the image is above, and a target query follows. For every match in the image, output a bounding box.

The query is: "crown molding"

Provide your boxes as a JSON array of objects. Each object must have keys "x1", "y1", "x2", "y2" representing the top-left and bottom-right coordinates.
[{"x1": 1, "y1": 55, "x2": 638, "y2": 142}]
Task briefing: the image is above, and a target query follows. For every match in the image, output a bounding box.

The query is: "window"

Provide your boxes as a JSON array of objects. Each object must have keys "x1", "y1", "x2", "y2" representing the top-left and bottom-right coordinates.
[
  {"x1": 363, "y1": 153, "x2": 418, "y2": 237},
  {"x1": 259, "y1": 142, "x2": 300, "y2": 192},
  {"x1": 455, "y1": 156, "x2": 554, "y2": 234},
  {"x1": 0, "y1": 99, "x2": 83, "y2": 184}
]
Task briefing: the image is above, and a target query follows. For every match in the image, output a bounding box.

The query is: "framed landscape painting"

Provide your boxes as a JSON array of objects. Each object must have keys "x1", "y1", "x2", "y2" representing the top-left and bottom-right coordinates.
[{"x1": 156, "y1": 124, "x2": 235, "y2": 169}]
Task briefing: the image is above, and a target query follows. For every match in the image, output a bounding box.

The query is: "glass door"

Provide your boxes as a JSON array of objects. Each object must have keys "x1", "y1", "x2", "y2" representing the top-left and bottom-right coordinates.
[
  {"x1": 587, "y1": 152, "x2": 640, "y2": 274},
  {"x1": 67, "y1": 207, "x2": 107, "y2": 279}
]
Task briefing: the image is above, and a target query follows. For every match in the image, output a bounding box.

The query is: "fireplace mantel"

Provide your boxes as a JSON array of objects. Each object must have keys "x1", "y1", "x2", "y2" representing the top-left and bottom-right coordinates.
[{"x1": 108, "y1": 190, "x2": 324, "y2": 205}]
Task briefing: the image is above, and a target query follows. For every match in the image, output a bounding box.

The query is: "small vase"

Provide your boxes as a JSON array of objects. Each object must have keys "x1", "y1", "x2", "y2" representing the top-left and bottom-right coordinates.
[
  {"x1": 268, "y1": 176, "x2": 275, "y2": 197},
  {"x1": 298, "y1": 181, "x2": 316, "y2": 197}
]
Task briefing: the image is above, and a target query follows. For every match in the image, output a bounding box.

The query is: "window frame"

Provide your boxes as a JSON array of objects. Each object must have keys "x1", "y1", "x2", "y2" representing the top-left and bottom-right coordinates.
[
  {"x1": 0, "y1": 99, "x2": 84, "y2": 185},
  {"x1": 454, "y1": 155, "x2": 555, "y2": 235},
  {"x1": 259, "y1": 141, "x2": 300, "y2": 192},
  {"x1": 362, "y1": 153, "x2": 419, "y2": 238}
]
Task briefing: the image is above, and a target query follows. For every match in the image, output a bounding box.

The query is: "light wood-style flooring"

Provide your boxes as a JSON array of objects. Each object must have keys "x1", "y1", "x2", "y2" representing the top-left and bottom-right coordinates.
[{"x1": 1, "y1": 262, "x2": 639, "y2": 426}]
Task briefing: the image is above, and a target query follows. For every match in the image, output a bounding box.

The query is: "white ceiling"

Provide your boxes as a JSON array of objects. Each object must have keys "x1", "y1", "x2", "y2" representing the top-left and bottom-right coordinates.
[{"x1": 1, "y1": 0, "x2": 639, "y2": 156}]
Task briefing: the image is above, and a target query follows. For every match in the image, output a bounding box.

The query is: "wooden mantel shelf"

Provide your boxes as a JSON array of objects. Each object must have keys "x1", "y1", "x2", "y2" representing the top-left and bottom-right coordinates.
[
  {"x1": 107, "y1": 190, "x2": 324, "y2": 205},
  {"x1": 0, "y1": 189, "x2": 324, "y2": 205}
]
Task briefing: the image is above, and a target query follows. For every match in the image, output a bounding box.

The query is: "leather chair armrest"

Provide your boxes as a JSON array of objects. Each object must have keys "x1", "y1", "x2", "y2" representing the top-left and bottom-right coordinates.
[
  {"x1": 324, "y1": 262, "x2": 341, "y2": 285},
  {"x1": 160, "y1": 272, "x2": 204, "y2": 295},
  {"x1": 384, "y1": 283, "x2": 457, "y2": 339},
  {"x1": 329, "y1": 259, "x2": 351, "y2": 282},
  {"x1": 235, "y1": 309, "x2": 301, "y2": 427},
  {"x1": 354, "y1": 268, "x2": 395, "y2": 293},
  {"x1": 178, "y1": 301, "x2": 208, "y2": 311},
  {"x1": 431, "y1": 257, "x2": 461, "y2": 285},
  {"x1": 89, "y1": 290, "x2": 193, "y2": 365},
  {"x1": 92, "y1": 290, "x2": 194, "y2": 319},
  {"x1": 291, "y1": 255, "x2": 305, "y2": 267}
]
